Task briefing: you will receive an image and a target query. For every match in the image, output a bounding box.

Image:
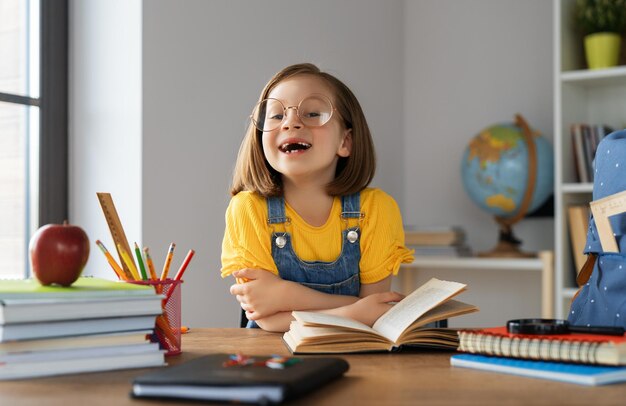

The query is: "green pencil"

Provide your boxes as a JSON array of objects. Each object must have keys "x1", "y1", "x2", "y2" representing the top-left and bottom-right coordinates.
[{"x1": 134, "y1": 242, "x2": 148, "y2": 280}]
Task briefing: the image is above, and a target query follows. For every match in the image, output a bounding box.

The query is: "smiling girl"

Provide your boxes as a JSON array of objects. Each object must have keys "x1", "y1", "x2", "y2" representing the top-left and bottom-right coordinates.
[{"x1": 221, "y1": 63, "x2": 413, "y2": 332}]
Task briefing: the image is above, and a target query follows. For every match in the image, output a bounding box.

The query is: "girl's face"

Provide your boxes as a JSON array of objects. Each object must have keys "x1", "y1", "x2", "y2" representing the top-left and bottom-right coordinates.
[{"x1": 261, "y1": 75, "x2": 352, "y2": 187}]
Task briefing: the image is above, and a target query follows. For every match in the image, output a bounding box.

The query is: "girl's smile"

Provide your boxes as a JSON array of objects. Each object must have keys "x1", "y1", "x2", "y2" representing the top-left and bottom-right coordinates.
[{"x1": 278, "y1": 138, "x2": 312, "y2": 154}]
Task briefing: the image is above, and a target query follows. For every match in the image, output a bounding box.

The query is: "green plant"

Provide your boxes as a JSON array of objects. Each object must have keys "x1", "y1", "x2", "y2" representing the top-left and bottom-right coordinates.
[{"x1": 575, "y1": 0, "x2": 626, "y2": 35}]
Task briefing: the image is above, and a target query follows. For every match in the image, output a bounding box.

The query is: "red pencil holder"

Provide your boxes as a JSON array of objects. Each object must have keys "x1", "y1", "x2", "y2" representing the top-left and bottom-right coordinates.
[{"x1": 128, "y1": 279, "x2": 183, "y2": 356}]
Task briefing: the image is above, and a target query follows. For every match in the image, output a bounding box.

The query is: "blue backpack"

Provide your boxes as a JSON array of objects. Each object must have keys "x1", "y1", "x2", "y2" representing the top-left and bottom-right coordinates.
[{"x1": 568, "y1": 129, "x2": 626, "y2": 328}]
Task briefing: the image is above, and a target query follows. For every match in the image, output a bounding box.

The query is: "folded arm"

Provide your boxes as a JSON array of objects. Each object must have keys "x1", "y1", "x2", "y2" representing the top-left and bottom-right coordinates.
[{"x1": 230, "y1": 270, "x2": 400, "y2": 332}]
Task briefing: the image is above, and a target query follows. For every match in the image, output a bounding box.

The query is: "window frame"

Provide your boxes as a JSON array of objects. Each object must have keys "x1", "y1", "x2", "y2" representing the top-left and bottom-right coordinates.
[{"x1": 0, "y1": 0, "x2": 68, "y2": 277}]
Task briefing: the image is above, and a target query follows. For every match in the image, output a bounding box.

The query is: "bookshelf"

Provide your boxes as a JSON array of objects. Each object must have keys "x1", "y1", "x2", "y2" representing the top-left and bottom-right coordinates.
[{"x1": 553, "y1": 0, "x2": 626, "y2": 318}]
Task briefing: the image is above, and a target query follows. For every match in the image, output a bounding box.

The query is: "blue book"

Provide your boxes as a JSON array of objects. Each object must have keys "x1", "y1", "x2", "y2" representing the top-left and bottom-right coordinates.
[{"x1": 451, "y1": 354, "x2": 626, "y2": 386}]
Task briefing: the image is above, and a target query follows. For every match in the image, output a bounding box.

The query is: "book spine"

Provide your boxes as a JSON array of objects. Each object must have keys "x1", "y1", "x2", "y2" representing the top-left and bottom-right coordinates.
[{"x1": 458, "y1": 331, "x2": 603, "y2": 364}]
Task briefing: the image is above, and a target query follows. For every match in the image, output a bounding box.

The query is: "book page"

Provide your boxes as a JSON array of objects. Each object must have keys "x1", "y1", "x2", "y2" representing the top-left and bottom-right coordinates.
[
  {"x1": 373, "y1": 278, "x2": 466, "y2": 343},
  {"x1": 292, "y1": 311, "x2": 379, "y2": 335}
]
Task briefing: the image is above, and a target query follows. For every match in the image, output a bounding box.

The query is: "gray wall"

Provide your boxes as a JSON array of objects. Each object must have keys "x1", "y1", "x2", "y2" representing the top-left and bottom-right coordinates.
[{"x1": 70, "y1": 0, "x2": 553, "y2": 328}]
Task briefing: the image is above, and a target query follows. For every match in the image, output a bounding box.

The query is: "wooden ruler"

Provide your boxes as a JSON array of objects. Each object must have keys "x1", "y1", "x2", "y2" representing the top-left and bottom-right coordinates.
[
  {"x1": 97, "y1": 192, "x2": 135, "y2": 277},
  {"x1": 590, "y1": 190, "x2": 626, "y2": 253}
]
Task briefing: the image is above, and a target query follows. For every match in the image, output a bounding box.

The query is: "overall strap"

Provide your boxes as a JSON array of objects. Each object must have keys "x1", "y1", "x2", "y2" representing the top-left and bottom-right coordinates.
[
  {"x1": 267, "y1": 196, "x2": 289, "y2": 225},
  {"x1": 341, "y1": 193, "x2": 362, "y2": 220}
]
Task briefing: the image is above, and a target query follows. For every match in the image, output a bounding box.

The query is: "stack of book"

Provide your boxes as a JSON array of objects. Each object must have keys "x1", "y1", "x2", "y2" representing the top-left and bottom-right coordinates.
[
  {"x1": 0, "y1": 276, "x2": 166, "y2": 380},
  {"x1": 451, "y1": 326, "x2": 626, "y2": 385},
  {"x1": 404, "y1": 226, "x2": 471, "y2": 257},
  {"x1": 571, "y1": 123, "x2": 614, "y2": 183}
]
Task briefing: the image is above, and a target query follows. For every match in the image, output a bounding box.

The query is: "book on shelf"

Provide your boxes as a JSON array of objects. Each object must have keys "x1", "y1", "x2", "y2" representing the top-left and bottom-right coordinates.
[
  {"x1": 283, "y1": 278, "x2": 478, "y2": 354},
  {"x1": 0, "y1": 343, "x2": 165, "y2": 380},
  {"x1": 0, "y1": 276, "x2": 156, "y2": 299},
  {"x1": 0, "y1": 314, "x2": 159, "y2": 342},
  {"x1": 567, "y1": 205, "x2": 590, "y2": 275},
  {"x1": 571, "y1": 123, "x2": 589, "y2": 183},
  {"x1": 410, "y1": 245, "x2": 472, "y2": 257},
  {"x1": 451, "y1": 354, "x2": 626, "y2": 386},
  {"x1": 131, "y1": 353, "x2": 349, "y2": 404},
  {"x1": 570, "y1": 123, "x2": 614, "y2": 183},
  {"x1": 457, "y1": 326, "x2": 626, "y2": 365},
  {"x1": 0, "y1": 295, "x2": 164, "y2": 324},
  {"x1": 403, "y1": 226, "x2": 465, "y2": 246}
]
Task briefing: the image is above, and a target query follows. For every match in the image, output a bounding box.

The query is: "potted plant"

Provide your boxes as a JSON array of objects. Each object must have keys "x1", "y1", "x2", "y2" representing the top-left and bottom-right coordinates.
[{"x1": 575, "y1": 0, "x2": 626, "y2": 69}]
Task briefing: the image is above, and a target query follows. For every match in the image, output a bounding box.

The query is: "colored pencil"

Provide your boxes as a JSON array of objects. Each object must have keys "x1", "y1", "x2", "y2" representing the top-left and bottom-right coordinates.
[
  {"x1": 95, "y1": 240, "x2": 129, "y2": 280},
  {"x1": 173, "y1": 249, "x2": 195, "y2": 281},
  {"x1": 134, "y1": 242, "x2": 148, "y2": 280},
  {"x1": 160, "y1": 243, "x2": 176, "y2": 280},
  {"x1": 117, "y1": 243, "x2": 140, "y2": 280},
  {"x1": 143, "y1": 247, "x2": 158, "y2": 280}
]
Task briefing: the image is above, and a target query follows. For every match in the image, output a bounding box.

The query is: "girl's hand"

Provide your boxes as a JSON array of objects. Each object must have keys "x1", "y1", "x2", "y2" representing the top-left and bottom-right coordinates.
[
  {"x1": 229, "y1": 269, "x2": 288, "y2": 320},
  {"x1": 341, "y1": 291, "x2": 405, "y2": 327}
]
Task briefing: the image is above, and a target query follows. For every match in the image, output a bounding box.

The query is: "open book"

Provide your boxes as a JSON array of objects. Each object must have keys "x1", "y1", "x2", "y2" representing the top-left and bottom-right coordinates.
[{"x1": 283, "y1": 278, "x2": 478, "y2": 354}]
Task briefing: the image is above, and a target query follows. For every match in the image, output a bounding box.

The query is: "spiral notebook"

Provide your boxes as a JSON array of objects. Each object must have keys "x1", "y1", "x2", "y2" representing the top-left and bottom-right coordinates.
[
  {"x1": 457, "y1": 326, "x2": 626, "y2": 365},
  {"x1": 451, "y1": 354, "x2": 626, "y2": 386}
]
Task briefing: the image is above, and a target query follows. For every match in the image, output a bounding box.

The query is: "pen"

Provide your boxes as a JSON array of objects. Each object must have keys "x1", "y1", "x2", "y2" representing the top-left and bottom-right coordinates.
[
  {"x1": 118, "y1": 243, "x2": 140, "y2": 280},
  {"x1": 95, "y1": 240, "x2": 129, "y2": 280},
  {"x1": 143, "y1": 247, "x2": 158, "y2": 280},
  {"x1": 160, "y1": 242, "x2": 176, "y2": 280},
  {"x1": 134, "y1": 242, "x2": 148, "y2": 280}
]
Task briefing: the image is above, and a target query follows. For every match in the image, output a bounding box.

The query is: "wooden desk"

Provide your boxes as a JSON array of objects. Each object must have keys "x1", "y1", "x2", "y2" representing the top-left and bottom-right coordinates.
[{"x1": 1, "y1": 328, "x2": 625, "y2": 405}]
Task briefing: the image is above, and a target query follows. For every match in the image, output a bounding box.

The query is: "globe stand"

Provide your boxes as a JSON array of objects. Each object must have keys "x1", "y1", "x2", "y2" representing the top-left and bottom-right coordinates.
[
  {"x1": 478, "y1": 221, "x2": 536, "y2": 258},
  {"x1": 476, "y1": 114, "x2": 539, "y2": 259}
]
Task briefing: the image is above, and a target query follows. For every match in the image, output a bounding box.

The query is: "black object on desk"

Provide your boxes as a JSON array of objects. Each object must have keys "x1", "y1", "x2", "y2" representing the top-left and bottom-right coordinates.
[
  {"x1": 131, "y1": 353, "x2": 349, "y2": 404},
  {"x1": 507, "y1": 318, "x2": 625, "y2": 336}
]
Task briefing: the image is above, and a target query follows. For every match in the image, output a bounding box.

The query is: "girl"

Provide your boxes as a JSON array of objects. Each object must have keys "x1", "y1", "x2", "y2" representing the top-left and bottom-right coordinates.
[{"x1": 221, "y1": 63, "x2": 413, "y2": 332}]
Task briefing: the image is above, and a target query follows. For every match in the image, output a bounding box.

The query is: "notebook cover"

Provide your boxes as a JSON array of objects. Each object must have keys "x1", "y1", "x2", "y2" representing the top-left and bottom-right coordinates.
[
  {"x1": 451, "y1": 354, "x2": 626, "y2": 386},
  {"x1": 131, "y1": 353, "x2": 349, "y2": 403},
  {"x1": 468, "y1": 326, "x2": 626, "y2": 343},
  {"x1": 0, "y1": 277, "x2": 154, "y2": 299}
]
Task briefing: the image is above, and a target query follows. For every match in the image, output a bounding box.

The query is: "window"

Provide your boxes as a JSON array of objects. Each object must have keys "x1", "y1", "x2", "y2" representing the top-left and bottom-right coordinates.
[{"x1": 0, "y1": 0, "x2": 67, "y2": 278}]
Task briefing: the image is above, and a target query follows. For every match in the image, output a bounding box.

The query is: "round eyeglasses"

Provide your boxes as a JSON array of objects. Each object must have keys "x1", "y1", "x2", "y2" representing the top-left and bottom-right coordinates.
[{"x1": 250, "y1": 94, "x2": 335, "y2": 132}]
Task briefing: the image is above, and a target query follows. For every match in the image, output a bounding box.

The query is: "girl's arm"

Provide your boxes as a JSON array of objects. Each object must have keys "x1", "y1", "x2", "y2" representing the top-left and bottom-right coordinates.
[
  {"x1": 254, "y1": 290, "x2": 404, "y2": 332},
  {"x1": 231, "y1": 268, "x2": 358, "y2": 318}
]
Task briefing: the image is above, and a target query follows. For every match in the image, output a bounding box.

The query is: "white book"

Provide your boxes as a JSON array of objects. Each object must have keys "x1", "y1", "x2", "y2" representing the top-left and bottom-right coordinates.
[
  {"x1": 0, "y1": 296, "x2": 164, "y2": 324},
  {"x1": 0, "y1": 330, "x2": 152, "y2": 355},
  {"x1": 0, "y1": 342, "x2": 158, "y2": 363},
  {"x1": 0, "y1": 347, "x2": 165, "y2": 380},
  {"x1": 0, "y1": 315, "x2": 158, "y2": 342}
]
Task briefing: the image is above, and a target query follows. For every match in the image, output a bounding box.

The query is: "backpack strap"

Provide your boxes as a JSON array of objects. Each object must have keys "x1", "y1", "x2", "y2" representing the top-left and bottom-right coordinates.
[{"x1": 572, "y1": 253, "x2": 597, "y2": 302}]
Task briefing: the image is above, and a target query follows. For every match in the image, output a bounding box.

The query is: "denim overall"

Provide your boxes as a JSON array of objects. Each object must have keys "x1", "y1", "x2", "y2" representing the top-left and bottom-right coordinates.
[
  {"x1": 246, "y1": 193, "x2": 362, "y2": 328},
  {"x1": 568, "y1": 130, "x2": 626, "y2": 328}
]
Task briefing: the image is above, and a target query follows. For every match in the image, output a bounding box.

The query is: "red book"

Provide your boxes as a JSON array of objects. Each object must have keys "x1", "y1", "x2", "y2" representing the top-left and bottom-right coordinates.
[{"x1": 458, "y1": 326, "x2": 626, "y2": 365}]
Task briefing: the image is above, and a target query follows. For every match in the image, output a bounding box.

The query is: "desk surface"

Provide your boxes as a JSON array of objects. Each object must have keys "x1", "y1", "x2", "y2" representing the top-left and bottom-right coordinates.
[{"x1": 1, "y1": 328, "x2": 625, "y2": 405}]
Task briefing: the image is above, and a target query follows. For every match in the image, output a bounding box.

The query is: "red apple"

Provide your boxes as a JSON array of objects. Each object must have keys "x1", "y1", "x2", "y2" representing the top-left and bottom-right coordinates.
[{"x1": 29, "y1": 221, "x2": 90, "y2": 286}]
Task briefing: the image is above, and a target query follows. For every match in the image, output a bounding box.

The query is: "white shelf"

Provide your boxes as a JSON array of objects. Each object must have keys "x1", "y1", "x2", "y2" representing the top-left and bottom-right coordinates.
[
  {"x1": 553, "y1": 0, "x2": 624, "y2": 318},
  {"x1": 401, "y1": 251, "x2": 554, "y2": 318},
  {"x1": 561, "y1": 183, "x2": 593, "y2": 193},
  {"x1": 561, "y1": 66, "x2": 626, "y2": 87},
  {"x1": 405, "y1": 256, "x2": 544, "y2": 272}
]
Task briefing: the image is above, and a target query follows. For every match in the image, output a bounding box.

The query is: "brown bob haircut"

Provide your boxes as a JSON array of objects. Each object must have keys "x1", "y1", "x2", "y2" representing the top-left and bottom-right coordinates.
[{"x1": 230, "y1": 63, "x2": 376, "y2": 197}]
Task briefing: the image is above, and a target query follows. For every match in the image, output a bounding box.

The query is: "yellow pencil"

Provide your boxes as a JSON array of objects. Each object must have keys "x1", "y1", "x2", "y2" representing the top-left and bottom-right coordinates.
[
  {"x1": 96, "y1": 240, "x2": 129, "y2": 280},
  {"x1": 143, "y1": 247, "x2": 158, "y2": 280},
  {"x1": 117, "y1": 243, "x2": 140, "y2": 280},
  {"x1": 160, "y1": 242, "x2": 176, "y2": 280}
]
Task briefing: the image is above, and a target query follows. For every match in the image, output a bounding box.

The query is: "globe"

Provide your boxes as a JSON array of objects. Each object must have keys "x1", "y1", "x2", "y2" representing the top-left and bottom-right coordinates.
[{"x1": 461, "y1": 114, "x2": 554, "y2": 257}]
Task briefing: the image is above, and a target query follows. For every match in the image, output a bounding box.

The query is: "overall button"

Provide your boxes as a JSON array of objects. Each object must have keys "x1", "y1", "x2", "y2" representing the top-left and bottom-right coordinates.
[
  {"x1": 275, "y1": 235, "x2": 287, "y2": 248},
  {"x1": 347, "y1": 230, "x2": 359, "y2": 243}
]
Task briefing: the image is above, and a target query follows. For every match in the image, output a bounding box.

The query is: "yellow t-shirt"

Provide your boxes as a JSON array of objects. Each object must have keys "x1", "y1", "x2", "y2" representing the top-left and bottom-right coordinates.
[{"x1": 220, "y1": 188, "x2": 414, "y2": 284}]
